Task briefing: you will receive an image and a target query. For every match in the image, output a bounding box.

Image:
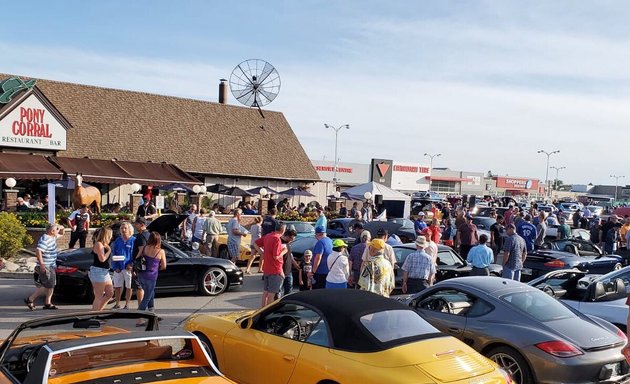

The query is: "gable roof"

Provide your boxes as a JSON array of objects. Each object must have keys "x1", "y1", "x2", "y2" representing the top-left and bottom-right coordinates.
[{"x1": 0, "y1": 73, "x2": 319, "y2": 181}]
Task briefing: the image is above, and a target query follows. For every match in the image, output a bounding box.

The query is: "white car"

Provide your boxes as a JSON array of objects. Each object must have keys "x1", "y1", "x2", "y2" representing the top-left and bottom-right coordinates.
[{"x1": 528, "y1": 268, "x2": 629, "y2": 330}]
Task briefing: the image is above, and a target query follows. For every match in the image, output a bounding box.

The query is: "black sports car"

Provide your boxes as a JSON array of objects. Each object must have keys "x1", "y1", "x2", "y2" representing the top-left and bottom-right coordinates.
[
  {"x1": 391, "y1": 243, "x2": 503, "y2": 289},
  {"x1": 54, "y1": 214, "x2": 243, "y2": 302}
]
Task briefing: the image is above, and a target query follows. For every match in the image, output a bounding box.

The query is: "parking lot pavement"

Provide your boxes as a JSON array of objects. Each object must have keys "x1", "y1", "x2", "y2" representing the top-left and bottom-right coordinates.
[{"x1": 0, "y1": 270, "x2": 265, "y2": 339}]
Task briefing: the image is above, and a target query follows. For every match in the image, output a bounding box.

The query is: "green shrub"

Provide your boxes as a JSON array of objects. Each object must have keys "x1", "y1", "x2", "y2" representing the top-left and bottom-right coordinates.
[{"x1": 0, "y1": 212, "x2": 33, "y2": 259}]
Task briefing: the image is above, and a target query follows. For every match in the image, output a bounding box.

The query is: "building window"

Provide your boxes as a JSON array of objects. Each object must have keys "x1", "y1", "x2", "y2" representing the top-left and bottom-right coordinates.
[{"x1": 432, "y1": 181, "x2": 456, "y2": 193}]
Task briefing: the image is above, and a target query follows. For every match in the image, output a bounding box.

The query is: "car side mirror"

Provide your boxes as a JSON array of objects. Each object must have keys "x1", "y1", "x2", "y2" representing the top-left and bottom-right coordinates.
[{"x1": 240, "y1": 316, "x2": 252, "y2": 329}]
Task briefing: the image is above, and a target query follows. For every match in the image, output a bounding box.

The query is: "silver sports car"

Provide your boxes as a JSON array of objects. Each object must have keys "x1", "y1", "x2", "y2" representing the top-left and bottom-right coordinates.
[{"x1": 400, "y1": 277, "x2": 629, "y2": 384}]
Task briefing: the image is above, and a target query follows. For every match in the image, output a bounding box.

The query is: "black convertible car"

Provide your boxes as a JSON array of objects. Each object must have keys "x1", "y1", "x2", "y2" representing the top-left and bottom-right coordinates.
[{"x1": 54, "y1": 214, "x2": 243, "y2": 302}]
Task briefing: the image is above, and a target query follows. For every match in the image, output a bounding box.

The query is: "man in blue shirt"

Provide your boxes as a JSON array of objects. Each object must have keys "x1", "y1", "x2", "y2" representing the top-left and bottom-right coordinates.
[
  {"x1": 315, "y1": 209, "x2": 327, "y2": 230},
  {"x1": 414, "y1": 212, "x2": 427, "y2": 235},
  {"x1": 111, "y1": 221, "x2": 136, "y2": 309},
  {"x1": 516, "y1": 214, "x2": 537, "y2": 253},
  {"x1": 466, "y1": 234, "x2": 494, "y2": 276},
  {"x1": 310, "y1": 226, "x2": 333, "y2": 290}
]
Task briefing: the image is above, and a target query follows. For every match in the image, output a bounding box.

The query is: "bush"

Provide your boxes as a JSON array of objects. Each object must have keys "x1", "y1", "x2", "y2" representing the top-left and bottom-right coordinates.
[{"x1": 0, "y1": 212, "x2": 33, "y2": 259}]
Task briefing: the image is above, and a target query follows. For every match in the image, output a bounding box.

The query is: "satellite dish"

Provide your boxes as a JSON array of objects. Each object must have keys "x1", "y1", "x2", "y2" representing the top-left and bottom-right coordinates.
[{"x1": 230, "y1": 59, "x2": 280, "y2": 116}]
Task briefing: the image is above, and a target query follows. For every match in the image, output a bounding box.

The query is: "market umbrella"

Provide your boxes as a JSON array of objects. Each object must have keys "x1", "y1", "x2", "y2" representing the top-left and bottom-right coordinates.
[
  {"x1": 247, "y1": 186, "x2": 279, "y2": 195},
  {"x1": 158, "y1": 183, "x2": 193, "y2": 192},
  {"x1": 206, "y1": 184, "x2": 229, "y2": 193},
  {"x1": 221, "y1": 186, "x2": 254, "y2": 197},
  {"x1": 278, "y1": 188, "x2": 315, "y2": 197}
]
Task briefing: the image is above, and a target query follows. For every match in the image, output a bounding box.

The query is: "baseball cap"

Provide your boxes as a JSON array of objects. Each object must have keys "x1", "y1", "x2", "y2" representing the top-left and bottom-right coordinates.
[
  {"x1": 304, "y1": 250, "x2": 313, "y2": 257},
  {"x1": 360, "y1": 230, "x2": 372, "y2": 240},
  {"x1": 315, "y1": 226, "x2": 326, "y2": 234},
  {"x1": 465, "y1": 214, "x2": 473, "y2": 219},
  {"x1": 332, "y1": 239, "x2": 348, "y2": 248},
  {"x1": 418, "y1": 211, "x2": 425, "y2": 216},
  {"x1": 134, "y1": 216, "x2": 147, "y2": 225},
  {"x1": 369, "y1": 239, "x2": 385, "y2": 250}
]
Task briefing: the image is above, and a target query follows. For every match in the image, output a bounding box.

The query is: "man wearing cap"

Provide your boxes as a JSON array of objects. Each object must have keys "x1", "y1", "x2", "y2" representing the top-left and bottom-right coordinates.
[
  {"x1": 359, "y1": 239, "x2": 395, "y2": 297},
  {"x1": 361, "y1": 228, "x2": 397, "y2": 269},
  {"x1": 310, "y1": 226, "x2": 333, "y2": 289},
  {"x1": 456, "y1": 214, "x2": 479, "y2": 258},
  {"x1": 516, "y1": 214, "x2": 537, "y2": 253},
  {"x1": 255, "y1": 223, "x2": 288, "y2": 306},
  {"x1": 502, "y1": 223, "x2": 527, "y2": 281},
  {"x1": 325, "y1": 239, "x2": 350, "y2": 289},
  {"x1": 349, "y1": 230, "x2": 371, "y2": 288},
  {"x1": 414, "y1": 212, "x2": 427, "y2": 235},
  {"x1": 401, "y1": 236, "x2": 436, "y2": 293},
  {"x1": 466, "y1": 234, "x2": 494, "y2": 276}
]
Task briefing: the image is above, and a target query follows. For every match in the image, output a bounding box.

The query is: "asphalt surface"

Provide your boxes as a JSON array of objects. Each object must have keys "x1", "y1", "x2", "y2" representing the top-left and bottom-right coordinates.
[{"x1": 0, "y1": 269, "x2": 264, "y2": 339}]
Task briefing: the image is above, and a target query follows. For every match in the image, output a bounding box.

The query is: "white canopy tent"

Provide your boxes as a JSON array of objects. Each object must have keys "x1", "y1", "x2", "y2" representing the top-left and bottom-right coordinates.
[{"x1": 342, "y1": 181, "x2": 411, "y2": 218}]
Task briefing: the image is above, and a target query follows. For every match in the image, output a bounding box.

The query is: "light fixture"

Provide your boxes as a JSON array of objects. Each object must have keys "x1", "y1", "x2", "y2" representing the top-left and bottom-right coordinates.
[
  {"x1": 5, "y1": 177, "x2": 16, "y2": 189},
  {"x1": 199, "y1": 185, "x2": 207, "y2": 193},
  {"x1": 192, "y1": 185, "x2": 201, "y2": 194},
  {"x1": 259, "y1": 187, "x2": 268, "y2": 197},
  {"x1": 364, "y1": 191, "x2": 372, "y2": 200},
  {"x1": 131, "y1": 183, "x2": 141, "y2": 193}
]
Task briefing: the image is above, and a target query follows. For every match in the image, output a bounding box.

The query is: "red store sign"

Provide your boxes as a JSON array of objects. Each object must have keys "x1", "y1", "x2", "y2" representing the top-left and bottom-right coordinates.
[{"x1": 495, "y1": 177, "x2": 539, "y2": 190}]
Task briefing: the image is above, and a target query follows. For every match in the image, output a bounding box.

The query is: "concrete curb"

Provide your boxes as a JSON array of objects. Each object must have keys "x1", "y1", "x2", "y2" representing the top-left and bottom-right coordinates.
[{"x1": 0, "y1": 271, "x2": 31, "y2": 279}]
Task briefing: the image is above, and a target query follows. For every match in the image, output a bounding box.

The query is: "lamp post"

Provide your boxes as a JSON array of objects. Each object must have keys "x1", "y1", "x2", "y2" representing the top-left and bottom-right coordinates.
[
  {"x1": 610, "y1": 175, "x2": 625, "y2": 205},
  {"x1": 423, "y1": 153, "x2": 441, "y2": 191},
  {"x1": 324, "y1": 123, "x2": 350, "y2": 185},
  {"x1": 550, "y1": 166, "x2": 566, "y2": 192},
  {"x1": 537, "y1": 149, "x2": 560, "y2": 197}
]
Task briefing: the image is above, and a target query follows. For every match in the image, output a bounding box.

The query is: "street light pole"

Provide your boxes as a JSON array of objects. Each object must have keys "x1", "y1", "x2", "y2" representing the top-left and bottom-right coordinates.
[
  {"x1": 610, "y1": 175, "x2": 625, "y2": 205},
  {"x1": 537, "y1": 149, "x2": 560, "y2": 198},
  {"x1": 424, "y1": 153, "x2": 441, "y2": 191},
  {"x1": 550, "y1": 166, "x2": 566, "y2": 193},
  {"x1": 324, "y1": 124, "x2": 350, "y2": 186}
]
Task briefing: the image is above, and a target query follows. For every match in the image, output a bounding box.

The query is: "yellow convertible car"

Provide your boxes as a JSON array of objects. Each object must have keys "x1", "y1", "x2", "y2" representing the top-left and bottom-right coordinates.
[
  {"x1": 217, "y1": 222, "x2": 252, "y2": 261},
  {"x1": 185, "y1": 289, "x2": 513, "y2": 384},
  {"x1": 0, "y1": 311, "x2": 233, "y2": 384}
]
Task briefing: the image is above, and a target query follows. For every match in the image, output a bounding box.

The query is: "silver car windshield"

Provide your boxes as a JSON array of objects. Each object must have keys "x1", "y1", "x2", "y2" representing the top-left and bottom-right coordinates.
[
  {"x1": 360, "y1": 310, "x2": 438, "y2": 342},
  {"x1": 501, "y1": 291, "x2": 577, "y2": 322}
]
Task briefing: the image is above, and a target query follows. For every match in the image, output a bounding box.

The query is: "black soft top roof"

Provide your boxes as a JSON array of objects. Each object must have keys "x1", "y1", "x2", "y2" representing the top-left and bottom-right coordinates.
[{"x1": 282, "y1": 289, "x2": 441, "y2": 352}]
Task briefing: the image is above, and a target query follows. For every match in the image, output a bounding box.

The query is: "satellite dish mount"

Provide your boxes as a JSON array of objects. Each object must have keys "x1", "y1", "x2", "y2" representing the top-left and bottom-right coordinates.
[{"x1": 229, "y1": 59, "x2": 281, "y2": 118}]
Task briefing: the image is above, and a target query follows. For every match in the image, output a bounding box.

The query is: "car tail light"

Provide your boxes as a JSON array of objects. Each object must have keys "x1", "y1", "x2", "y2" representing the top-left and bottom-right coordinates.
[
  {"x1": 616, "y1": 328, "x2": 627, "y2": 342},
  {"x1": 56, "y1": 266, "x2": 78, "y2": 273},
  {"x1": 544, "y1": 260, "x2": 566, "y2": 268},
  {"x1": 535, "y1": 341, "x2": 583, "y2": 357}
]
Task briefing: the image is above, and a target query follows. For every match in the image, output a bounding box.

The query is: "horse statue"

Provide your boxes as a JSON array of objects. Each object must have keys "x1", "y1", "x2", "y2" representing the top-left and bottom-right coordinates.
[{"x1": 72, "y1": 175, "x2": 101, "y2": 214}]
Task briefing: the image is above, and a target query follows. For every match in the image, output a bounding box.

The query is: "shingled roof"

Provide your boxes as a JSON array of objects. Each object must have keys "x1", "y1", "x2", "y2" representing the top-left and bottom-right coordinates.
[{"x1": 0, "y1": 73, "x2": 319, "y2": 181}]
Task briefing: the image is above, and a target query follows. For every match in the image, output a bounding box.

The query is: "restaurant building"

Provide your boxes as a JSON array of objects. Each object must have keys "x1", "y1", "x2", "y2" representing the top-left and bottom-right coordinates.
[{"x1": 0, "y1": 73, "x2": 320, "y2": 211}]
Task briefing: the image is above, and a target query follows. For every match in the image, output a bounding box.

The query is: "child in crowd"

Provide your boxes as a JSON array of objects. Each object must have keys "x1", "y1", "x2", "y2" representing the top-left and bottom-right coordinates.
[{"x1": 298, "y1": 250, "x2": 314, "y2": 291}]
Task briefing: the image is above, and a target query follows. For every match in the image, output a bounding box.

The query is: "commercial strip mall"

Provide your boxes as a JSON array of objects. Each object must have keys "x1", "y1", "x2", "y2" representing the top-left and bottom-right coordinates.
[{"x1": 0, "y1": 73, "x2": 625, "y2": 213}]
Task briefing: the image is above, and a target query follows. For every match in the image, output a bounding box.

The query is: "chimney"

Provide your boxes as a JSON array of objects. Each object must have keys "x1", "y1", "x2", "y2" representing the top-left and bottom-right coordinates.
[{"x1": 219, "y1": 78, "x2": 228, "y2": 104}]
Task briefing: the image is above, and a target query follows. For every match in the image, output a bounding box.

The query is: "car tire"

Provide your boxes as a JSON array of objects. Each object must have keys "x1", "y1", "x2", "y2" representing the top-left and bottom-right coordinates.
[
  {"x1": 218, "y1": 246, "x2": 229, "y2": 260},
  {"x1": 487, "y1": 346, "x2": 533, "y2": 384},
  {"x1": 199, "y1": 267, "x2": 228, "y2": 296},
  {"x1": 194, "y1": 332, "x2": 218, "y2": 367}
]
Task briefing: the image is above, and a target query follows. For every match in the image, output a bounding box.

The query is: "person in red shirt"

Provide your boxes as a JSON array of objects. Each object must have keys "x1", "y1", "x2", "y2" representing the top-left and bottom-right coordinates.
[
  {"x1": 254, "y1": 223, "x2": 287, "y2": 307},
  {"x1": 428, "y1": 219, "x2": 441, "y2": 244}
]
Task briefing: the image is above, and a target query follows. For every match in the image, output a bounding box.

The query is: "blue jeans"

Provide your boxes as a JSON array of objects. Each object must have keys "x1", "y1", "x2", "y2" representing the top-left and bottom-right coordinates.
[
  {"x1": 282, "y1": 274, "x2": 293, "y2": 296},
  {"x1": 138, "y1": 276, "x2": 157, "y2": 311},
  {"x1": 502, "y1": 267, "x2": 521, "y2": 282}
]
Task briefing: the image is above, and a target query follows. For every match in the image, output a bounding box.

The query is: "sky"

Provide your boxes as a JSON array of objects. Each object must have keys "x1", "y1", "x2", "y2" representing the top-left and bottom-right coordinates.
[{"x1": 2, "y1": 1, "x2": 630, "y2": 186}]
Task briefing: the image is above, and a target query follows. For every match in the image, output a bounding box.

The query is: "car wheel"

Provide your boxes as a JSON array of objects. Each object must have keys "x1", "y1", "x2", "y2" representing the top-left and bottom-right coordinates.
[
  {"x1": 218, "y1": 246, "x2": 229, "y2": 259},
  {"x1": 487, "y1": 346, "x2": 533, "y2": 384},
  {"x1": 194, "y1": 332, "x2": 218, "y2": 367},
  {"x1": 614, "y1": 263, "x2": 623, "y2": 271},
  {"x1": 199, "y1": 267, "x2": 228, "y2": 296}
]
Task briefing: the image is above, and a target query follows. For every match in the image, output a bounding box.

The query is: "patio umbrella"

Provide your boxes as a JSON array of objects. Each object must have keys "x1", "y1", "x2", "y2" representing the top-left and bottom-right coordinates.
[
  {"x1": 158, "y1": 183, "x2": 193, "y2": 192},
  {"x1": 278, "y1": 188, "x2": 315, "y2": 197},
  {"x1": 206, "y1": 184, "x2": 229, "y2": 193},
  {"x1": 221, "y1": 186, "x2": 253, "y2": 197},
  {"x1": 247, "y1": 186, "x2": 279, "y2": 195}
]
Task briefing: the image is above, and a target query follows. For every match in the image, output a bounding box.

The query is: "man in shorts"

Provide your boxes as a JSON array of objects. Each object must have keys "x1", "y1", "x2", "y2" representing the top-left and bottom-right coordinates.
[
  {"x1": 111, "y1": 221, "x2": 136, "y2": 309},
  {"x1": 25, "y1": 223, "x2": 64, "y2": 310},
  {"x1": 254, "y1": 223, "x2": 287, "y2": 307}
]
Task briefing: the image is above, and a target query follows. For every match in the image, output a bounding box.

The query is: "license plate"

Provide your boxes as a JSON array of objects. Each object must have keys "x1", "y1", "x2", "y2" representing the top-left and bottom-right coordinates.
[{"x1": 522, "y1": 268, "x2": 532, "y2": 275}]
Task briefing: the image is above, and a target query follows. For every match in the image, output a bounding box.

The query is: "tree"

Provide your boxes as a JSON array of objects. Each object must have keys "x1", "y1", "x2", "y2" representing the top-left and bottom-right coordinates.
[{"x1": 0, "y1": 212, "x2": 33, "y2": 259}]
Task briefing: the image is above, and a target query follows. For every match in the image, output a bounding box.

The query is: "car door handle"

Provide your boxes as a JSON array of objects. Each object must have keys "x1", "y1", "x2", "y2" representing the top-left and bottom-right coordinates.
[
  {"x1": 448, "y1": 327, "x2": 463, "y2": 334},
  {"x1": 283, "y1": 355, "x2": 295, "y2": 362}
]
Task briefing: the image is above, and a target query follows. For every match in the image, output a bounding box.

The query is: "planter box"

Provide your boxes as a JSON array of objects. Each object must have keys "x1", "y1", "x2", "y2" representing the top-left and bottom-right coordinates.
[{"x1": 25, "y1": 227, "x2": 98, "y2": 251}]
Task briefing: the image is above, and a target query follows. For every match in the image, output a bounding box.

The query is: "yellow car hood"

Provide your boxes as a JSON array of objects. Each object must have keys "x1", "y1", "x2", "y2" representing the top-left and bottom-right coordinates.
[
  {"x1": 332, "y1": 336, "x2": 496, "y2": 382},
  {"x1": 215, "y1": 310, "x2": 255, "y2": 323}
]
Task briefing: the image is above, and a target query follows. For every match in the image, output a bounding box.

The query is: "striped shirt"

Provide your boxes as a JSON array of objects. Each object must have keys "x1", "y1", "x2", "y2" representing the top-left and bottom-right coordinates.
[
  {"x1": 401, "y1": 250, "x2": 436, "y2": 280},
  {"x1": 37, "y1": 234, "x2": 58, "y2": 267}
]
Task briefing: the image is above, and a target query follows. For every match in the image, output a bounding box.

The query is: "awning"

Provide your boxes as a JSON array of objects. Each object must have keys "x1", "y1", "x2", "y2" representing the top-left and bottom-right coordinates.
[
  {"x1": 425, "y1": 176, "x2": 470, "y2": 182},
  {"x1": 50, "y1": 157, "x2": 137, "y2": 184},
  {"x1": 115, "y1": 160, "x2": 200, "y2": 186},
  {"x1": 0, "y1": 152, "x2": 63, "y2": 180}
]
